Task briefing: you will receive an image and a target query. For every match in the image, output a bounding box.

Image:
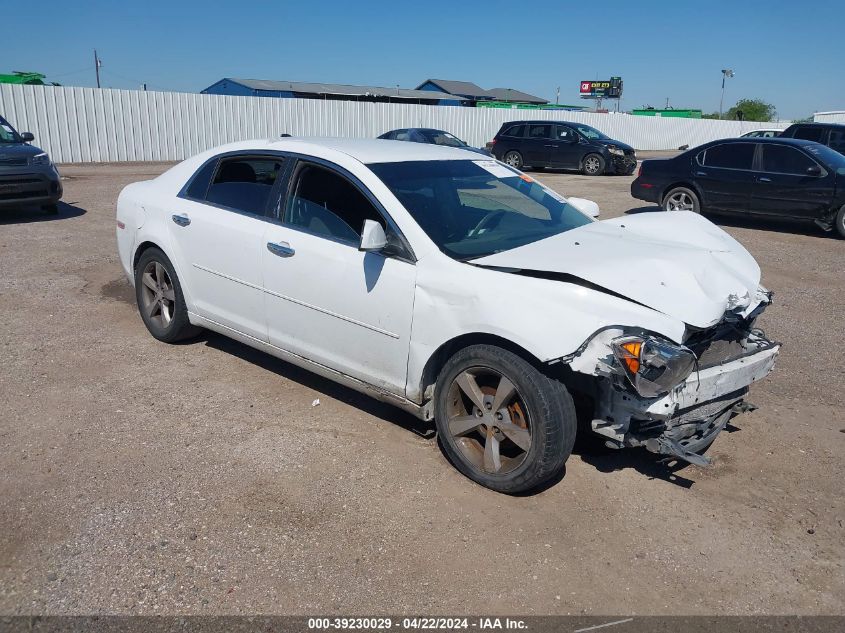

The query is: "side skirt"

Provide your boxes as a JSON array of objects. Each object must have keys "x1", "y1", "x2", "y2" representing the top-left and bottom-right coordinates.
[{"x1": 189, "y1": 313, "x2": 426, "y2": 420}]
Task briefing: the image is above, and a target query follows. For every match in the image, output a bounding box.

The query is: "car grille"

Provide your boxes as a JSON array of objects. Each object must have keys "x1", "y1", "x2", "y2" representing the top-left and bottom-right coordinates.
[{"x1": 0, "y1": 157, "x2": 28, "y2": 166}]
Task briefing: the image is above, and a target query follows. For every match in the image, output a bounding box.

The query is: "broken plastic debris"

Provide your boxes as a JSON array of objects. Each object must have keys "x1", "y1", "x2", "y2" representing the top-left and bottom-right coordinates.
[{"x1": 311, "y1": 399, "x2": 320, "y2": 407}]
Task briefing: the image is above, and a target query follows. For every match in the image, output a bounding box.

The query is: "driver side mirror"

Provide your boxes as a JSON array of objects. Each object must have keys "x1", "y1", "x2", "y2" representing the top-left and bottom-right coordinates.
[
  {"x1": 806, "y1": 164, "x2": 822, "y2": 177},
  {"x1": 359, "y1": 219, "x2": 388, "y2": 251},
  {"x1": 567, "y1": 197, "x2": 600, "y2": 218},
  {"x1": 20, "y1": 132, "x2": 35, "y2": 142}
]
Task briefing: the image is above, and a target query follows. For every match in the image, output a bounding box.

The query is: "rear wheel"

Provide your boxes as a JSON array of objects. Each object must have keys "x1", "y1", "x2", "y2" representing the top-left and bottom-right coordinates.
[
  {"x1": 434, "y1": 344, "x2": 576, "y2": 494},
  {"x1": 582, "y1": 154, "x2": 605, "y2": 176},
  {"x1": 663, "y1": 186, "x2": 701, "y2": 213},
  {"x1": 503, "y1": 151, "x2": 523, "y2": 170},
  {"x1": 134, "y1": 247, "x2": 200, "y2": 343}
]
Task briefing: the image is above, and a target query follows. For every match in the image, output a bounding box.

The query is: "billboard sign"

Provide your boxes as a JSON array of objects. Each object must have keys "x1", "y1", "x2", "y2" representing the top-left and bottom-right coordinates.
[{"x1": 579, "y1": 77, "x2": 623, "y2": 99}]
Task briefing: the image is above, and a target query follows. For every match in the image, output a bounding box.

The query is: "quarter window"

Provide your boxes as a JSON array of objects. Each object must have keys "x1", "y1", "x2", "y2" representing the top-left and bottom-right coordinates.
[
  {"x1": 700, "y1": 143, "x2": 755, "y2": 170},
  {"x1": 204, "y1": 156, "x2": 284, "y2": 215},
  {"x1": 285, "y1": 163, "x2": 385, "y2": 243},
  {"x1": 828, "y1": 129, "x2": 845, "y2": 153},
  {"x1": 792, "y1": 127, "x2": 824, "y2": 143},
  {"x1": 761, "y1": 145, "x2": 817, "y2": 175}
]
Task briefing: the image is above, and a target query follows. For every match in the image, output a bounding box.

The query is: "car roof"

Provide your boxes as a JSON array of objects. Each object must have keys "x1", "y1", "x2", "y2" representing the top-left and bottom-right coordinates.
[
  {"x1": 501, "y1": 120, "x2": 578, "y2": 125},
  {"x1": 787, "y1": 122, "x2": 845, "y2": 129},
  {"x1": 708, "y1": 137, "x2": 821, "y2": 147},
  {"x1": 204, "y1": 137, "x2": 485, "y2": 164}
]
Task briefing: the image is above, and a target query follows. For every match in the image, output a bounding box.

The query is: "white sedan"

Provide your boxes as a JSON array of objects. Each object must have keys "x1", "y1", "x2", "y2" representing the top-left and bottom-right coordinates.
[{"x1": 117, "y1": 138, "x2": 780, "y2": 493}]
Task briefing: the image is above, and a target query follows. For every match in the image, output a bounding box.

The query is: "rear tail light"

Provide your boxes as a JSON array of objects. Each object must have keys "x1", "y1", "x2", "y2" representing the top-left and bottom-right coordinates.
[{"x1": 636, "y1": 162, "x2": 643, "y2": 178}]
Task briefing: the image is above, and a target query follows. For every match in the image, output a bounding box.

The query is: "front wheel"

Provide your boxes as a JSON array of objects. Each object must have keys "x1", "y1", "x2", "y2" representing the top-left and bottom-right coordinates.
[
  {"x1": 581, "y1": 153, "x2": 605, "y2": 176},
  {"x1": 662, "y1": 186, "x2": 700, "y2": 213},
  {"x1": 834, "y1": 204, "x2": 845, "y2": 238},
  {"x1": 503, "y1": 151, "x2": 523, "y2": 170},
  {"x1": 134, "y1": 247, "x2": 201, "y2": 343},
  {"x1": 434, "y1": 345, "x2": 576, "y2": 494}
]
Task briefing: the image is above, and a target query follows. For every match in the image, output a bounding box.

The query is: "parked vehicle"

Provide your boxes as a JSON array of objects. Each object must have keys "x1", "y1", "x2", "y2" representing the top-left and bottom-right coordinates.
[
  {"x1": 489, "y1": 120, "x2": 637, "y2": 175},
  {"x1": 378, "y1": 128, "x2": 490, "y2": 155},
  {"x1": 118, "y1": 138, "x2": 779, "y2": 493},
  {"x1": 740, "y1": 129, "x2": 782, "y2": 138},
  {"x1": 0, "y1": 115, "x2": 62, "y2": 213},
  {"x1": 631, "y1": 137, "x2": 845, "y2": 237},
  {"x1": 779, "y1": 122, "x2": 845, "y2": 155}
]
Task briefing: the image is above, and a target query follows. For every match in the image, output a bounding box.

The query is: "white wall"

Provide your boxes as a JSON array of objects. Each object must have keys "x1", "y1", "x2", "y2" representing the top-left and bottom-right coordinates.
[
  {"x1": 1, "y1": 84, "x2": 790, "y2": 163},
  {"x1": 814, "y1": 111, "x2": 845, "y2": 124}
]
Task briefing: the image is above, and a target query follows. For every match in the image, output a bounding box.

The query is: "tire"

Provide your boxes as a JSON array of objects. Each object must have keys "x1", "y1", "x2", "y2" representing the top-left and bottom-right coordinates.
[
  {"x1": 134, "y1": 247, "x2": 200, "y2": 343},
  {"x1": 503, "y1": 151, "x2": 523, "y2": 170},
  {"x1": 834, "y1": 205, "x2": 845, "y2": 239},
  {"x1": 662, "y1": 186, "x2": 701, "y2": 213},
  {"x1": 42, "y1": 203, "x2": 59, "y2": 215},
  {"x1": 581, "y1": 153, "x2": 605, "y2": 176},
  {"x1": 434, "y1": 344, "x2": 576, "y2": 494}
]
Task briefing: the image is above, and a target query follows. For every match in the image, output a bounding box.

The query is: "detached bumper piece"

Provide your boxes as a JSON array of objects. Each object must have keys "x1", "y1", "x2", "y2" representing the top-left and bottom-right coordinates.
[{"x1": 592, "y1": 331, "x2": 780, "y2": 465}]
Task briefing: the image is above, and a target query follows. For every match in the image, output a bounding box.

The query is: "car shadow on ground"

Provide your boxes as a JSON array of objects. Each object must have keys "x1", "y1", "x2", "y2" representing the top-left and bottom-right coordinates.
[
  {"x1": 625, "y1": 205, "x2": 839, "y2": 239},
  {"x1": 0, "y1": 201, "x2": 86, "y2": 225},
  {"x1": 200, "y1": 331, "x2": 437, "y2": 439},
  {"x1": 575, "y1": 444, "x2": 697, "y2": 489}
]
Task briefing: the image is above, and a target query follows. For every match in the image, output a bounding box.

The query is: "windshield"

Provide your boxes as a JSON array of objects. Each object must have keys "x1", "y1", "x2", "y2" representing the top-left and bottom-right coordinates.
[
  {"x1": 0, "y1": 117, "x2": 21, "y2": 144},
  {"x1": 369, "y1": 160, "x2": 592, "y2": 260},
  {"x1": 573, "y1": 124, "x2": 610, "y2": 140},
  {"x1": 425, "y1": 130, "x2": 467, "y2": 147},
  {"x1": 803, "y1": 143, "x2": 845, "y2": 173}
]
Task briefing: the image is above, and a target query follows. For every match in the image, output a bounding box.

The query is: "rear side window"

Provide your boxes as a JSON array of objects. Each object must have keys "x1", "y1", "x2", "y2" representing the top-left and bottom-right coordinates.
[
  {"x1": 285, "y1": 163, "x2": 385, "y2": 243},
  {"x1": 761, "y1": 145, "x2": 817, "y2": 175},
  {"x1": 394, "y1": 130, "x2": 413, "y2": 141},
  {"x1": 828, "y1": 129, "x2": 845, "y2": 153},
  {"x1": 526, "y1": 124, "x2": 552, "y2": 140},
  {"x1": 792, "y1": 126, "x2": 825, "y2": 143},
  {"x1": 184, "y1": 159, "x2": 217, "y2": 200},
  {"x1": 204, "y1": 156, "x2": 284, "y2": 215},
  {"x1": 699, "y1": 143, "x2": 755, "y2": 170},
  {"x1": 502, "y1": 124, "x2": 524, "y2": 138}
]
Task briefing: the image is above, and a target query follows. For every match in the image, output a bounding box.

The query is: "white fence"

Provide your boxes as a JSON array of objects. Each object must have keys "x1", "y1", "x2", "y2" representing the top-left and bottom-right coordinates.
[
  {"x1": 814, "y1": 111, "x2": 845, "y2": 124},
  {"x1": 1, "y1": 84, "x2": 789, "y2": 163}
]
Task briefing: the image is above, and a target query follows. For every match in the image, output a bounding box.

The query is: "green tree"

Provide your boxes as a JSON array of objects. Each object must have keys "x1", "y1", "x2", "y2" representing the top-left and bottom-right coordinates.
[{"x1": 725, "y1": 98, "x2": 777, "y2": 122}]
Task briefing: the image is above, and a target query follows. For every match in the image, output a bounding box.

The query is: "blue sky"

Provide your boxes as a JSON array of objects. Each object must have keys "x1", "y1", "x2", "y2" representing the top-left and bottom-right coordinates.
[{"x1": 2, "y1": 0, "x2": 842, "y2": 119}]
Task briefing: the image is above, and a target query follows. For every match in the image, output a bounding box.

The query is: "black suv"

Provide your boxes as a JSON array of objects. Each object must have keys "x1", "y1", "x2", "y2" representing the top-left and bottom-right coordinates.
[
  {"x1": 0, "y1": 115, "x2": 62, "y2": 213},
  {"x1": 779, "y1": 122, "x2": 845, "y2": 155},
  {"x1": 489, "y1": 120, "x2": 636, "y2": 175}
]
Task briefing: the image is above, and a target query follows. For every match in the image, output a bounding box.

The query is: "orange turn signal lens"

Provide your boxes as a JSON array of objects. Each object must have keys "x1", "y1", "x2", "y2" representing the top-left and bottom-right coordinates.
[{"x1": 620, "y1": 341, "x2": 642, "y2": 373}]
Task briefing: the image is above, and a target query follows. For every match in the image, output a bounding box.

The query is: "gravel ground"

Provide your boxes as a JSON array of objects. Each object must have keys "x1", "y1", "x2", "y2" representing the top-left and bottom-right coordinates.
[{"x1": 0, "y1": 160, "x2": 842, "y2": 616}]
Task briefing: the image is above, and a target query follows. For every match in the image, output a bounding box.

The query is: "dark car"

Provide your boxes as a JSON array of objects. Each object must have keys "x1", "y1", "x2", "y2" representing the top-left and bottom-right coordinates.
[
  {"x1": 377, "y1": 128, "x2": 490, "y2": 156},
  {"x1": 489, "y1": 120, "x2": 637, "y2": 175},
  {"x1": 0, "y1": 115, "x2": 62, "y2": 214},
  {"x1": 779, "y1": 122, "x2": 845, "y2": 155},
  {"x1": 631, "y1": 137, "x2": 845, "y2": 237}
]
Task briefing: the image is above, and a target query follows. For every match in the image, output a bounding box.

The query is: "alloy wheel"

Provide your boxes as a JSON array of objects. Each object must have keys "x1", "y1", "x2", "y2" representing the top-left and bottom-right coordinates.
[
  {"x1": 445, "y1": 367, "x2": 532, "y2": 475},
  {"x1": 665, "y1": 191, "x2": 695, "y2": 211},
  {"x1": 139, "y1": 261, "x2": 175, "y2": 329},
  {"x1": 504, "y1": 152, "x2": 522, "y2": 168},
  {"x1": 584, "y1": 156, "x2": 601, "y2": 174}
]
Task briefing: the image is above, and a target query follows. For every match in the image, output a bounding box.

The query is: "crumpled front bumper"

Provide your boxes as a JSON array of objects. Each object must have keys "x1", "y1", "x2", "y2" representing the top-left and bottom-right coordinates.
[{"x1": 591, "y1": 335, "x2": 780, "y2": 463}]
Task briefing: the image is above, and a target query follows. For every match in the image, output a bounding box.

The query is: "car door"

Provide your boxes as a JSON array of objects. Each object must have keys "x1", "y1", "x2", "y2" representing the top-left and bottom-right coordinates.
[
  {"x1": 751, "y1": 143, "x2": 834, "y2": 219},
  {"x1": 521, "y1": 123, "x2": 553, "y2": 166},
  {"x1": 168, "y1": 153, "x2": 286, "y2": 340},
  {"x1": 549, "y1": 125, "x2": 581, "y2": 168},
  {"x1": 694, "y1": 142, "x2": 757, "y2": 213},
  {"x1": 261, "y1": 159, "x2": 416, "y2": 394}
]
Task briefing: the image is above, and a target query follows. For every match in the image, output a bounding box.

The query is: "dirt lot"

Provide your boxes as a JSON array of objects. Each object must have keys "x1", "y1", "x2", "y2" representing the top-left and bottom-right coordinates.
[{"x1": 0, "y1": 160, "x2": 843, "y2": 616}]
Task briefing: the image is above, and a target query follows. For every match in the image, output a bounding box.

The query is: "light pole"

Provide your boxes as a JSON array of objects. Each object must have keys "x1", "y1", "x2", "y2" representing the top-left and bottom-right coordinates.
[{"x1": 719, "y1": 69, "x2": 734, "y2": 119}]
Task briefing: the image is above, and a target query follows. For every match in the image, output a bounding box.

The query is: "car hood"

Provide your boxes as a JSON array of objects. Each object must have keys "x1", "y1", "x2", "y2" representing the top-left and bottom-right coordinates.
[
  {"x1": 0, "y1": 143, "x2": 41, "y2": 159},
  {"x1": 471, "y1": 212, "x2": 762, "y2": 329},
  {"x1": 595, "y1": 139, "x2": 634, "y2": 153}
]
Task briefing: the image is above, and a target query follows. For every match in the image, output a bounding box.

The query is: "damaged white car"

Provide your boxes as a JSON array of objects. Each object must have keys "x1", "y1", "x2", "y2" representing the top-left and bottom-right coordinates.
[{"x1": 116, "y1": 138, "x2": 780, "y2": 493}]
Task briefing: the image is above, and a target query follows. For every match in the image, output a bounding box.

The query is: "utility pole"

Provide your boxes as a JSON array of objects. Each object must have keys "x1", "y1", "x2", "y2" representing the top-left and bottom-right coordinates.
[
  {"x1": 719, "y1": 69, "x2": 734, "y2": 119},
  {"x1": 94, "y1": 49, "x2": 102, "y2": 88},
  {"x1": 555, "y1": 86, "x2": 560, "y2": 105}
]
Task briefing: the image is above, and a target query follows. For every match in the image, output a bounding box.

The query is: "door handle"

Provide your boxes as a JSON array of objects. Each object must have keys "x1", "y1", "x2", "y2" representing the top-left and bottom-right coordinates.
[
  {"x1": 544, "y1": 144, "x2": 559, "y2": 148},
  {"x1": 171, "y1": 214, "x2": 191, "y2": 227},
  {"x1": 758, "y1": 177, "x2": 772, "y2": 182},
  {"x1": 267, "y1": 241, "x2": 295, "y2": 258},
  {"x1": 694, "y1": 171, "x2": 708, "y2": 177}
]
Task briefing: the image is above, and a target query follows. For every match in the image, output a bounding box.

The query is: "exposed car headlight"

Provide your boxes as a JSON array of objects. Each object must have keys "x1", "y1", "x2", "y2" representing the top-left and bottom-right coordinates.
[
  {"x1": 607, "y1": 146, "x2": 625, "y2": 156},
  {"x1": 30, "y1": 152, "x2": 51, "y2": 166},
  {"x1": 612, "y1": 336, "x2": 696, "y2": 398}
]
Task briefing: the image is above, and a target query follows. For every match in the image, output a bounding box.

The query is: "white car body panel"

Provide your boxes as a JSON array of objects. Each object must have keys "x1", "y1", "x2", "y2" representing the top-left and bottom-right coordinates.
[{"x1": 116, "y1": 138, "x2": 780, "y2": 456}]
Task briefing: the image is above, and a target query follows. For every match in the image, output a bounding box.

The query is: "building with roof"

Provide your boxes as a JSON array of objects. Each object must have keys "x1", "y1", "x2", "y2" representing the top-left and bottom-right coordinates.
[
  {"x1": 416, "y1": 79, "x2": 548, "y2": 106},
  {"x1": 202, "y1": 78, "x2": 464, "y2": 105}
]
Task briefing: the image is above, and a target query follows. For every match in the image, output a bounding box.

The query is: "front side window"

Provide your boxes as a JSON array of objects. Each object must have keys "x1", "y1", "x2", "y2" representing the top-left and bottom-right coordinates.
[
  {"x1": 556, "y1": 126, "x2": 576, "y2": 141},
  {"x1": 792, "y1": 127, "x2": 824, "y2": 143},
  {"x1": 761, "y1": 145, "x2": 817, "y2": 175},
  {"x1": 369, "y1": 160, "x2": 592, "y2": 260},
  {"x1": 394, "y1": 130, "x2": 412, "y2": 142},
  {"x1": 572, "y1": 124, "x2": 609, "y2": 140},
  {"x1": 700, "y1": 143, "x2": 755, "y2": 170},
  {"x1": 827, "y1": 129, "x2": 845, "y2": 153},
  {"x1": 203, "y1": 156, "x2": 284, "y2": 215},
  {"x1": 527, "y1": 124, "x2": 552, "y2": 140},
  {"x1": 0, "y1": 117, "x2": 20, "y2": 143},
  {"x1": 285, "y1": 163, "x2": 384, "y2": 243}
]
